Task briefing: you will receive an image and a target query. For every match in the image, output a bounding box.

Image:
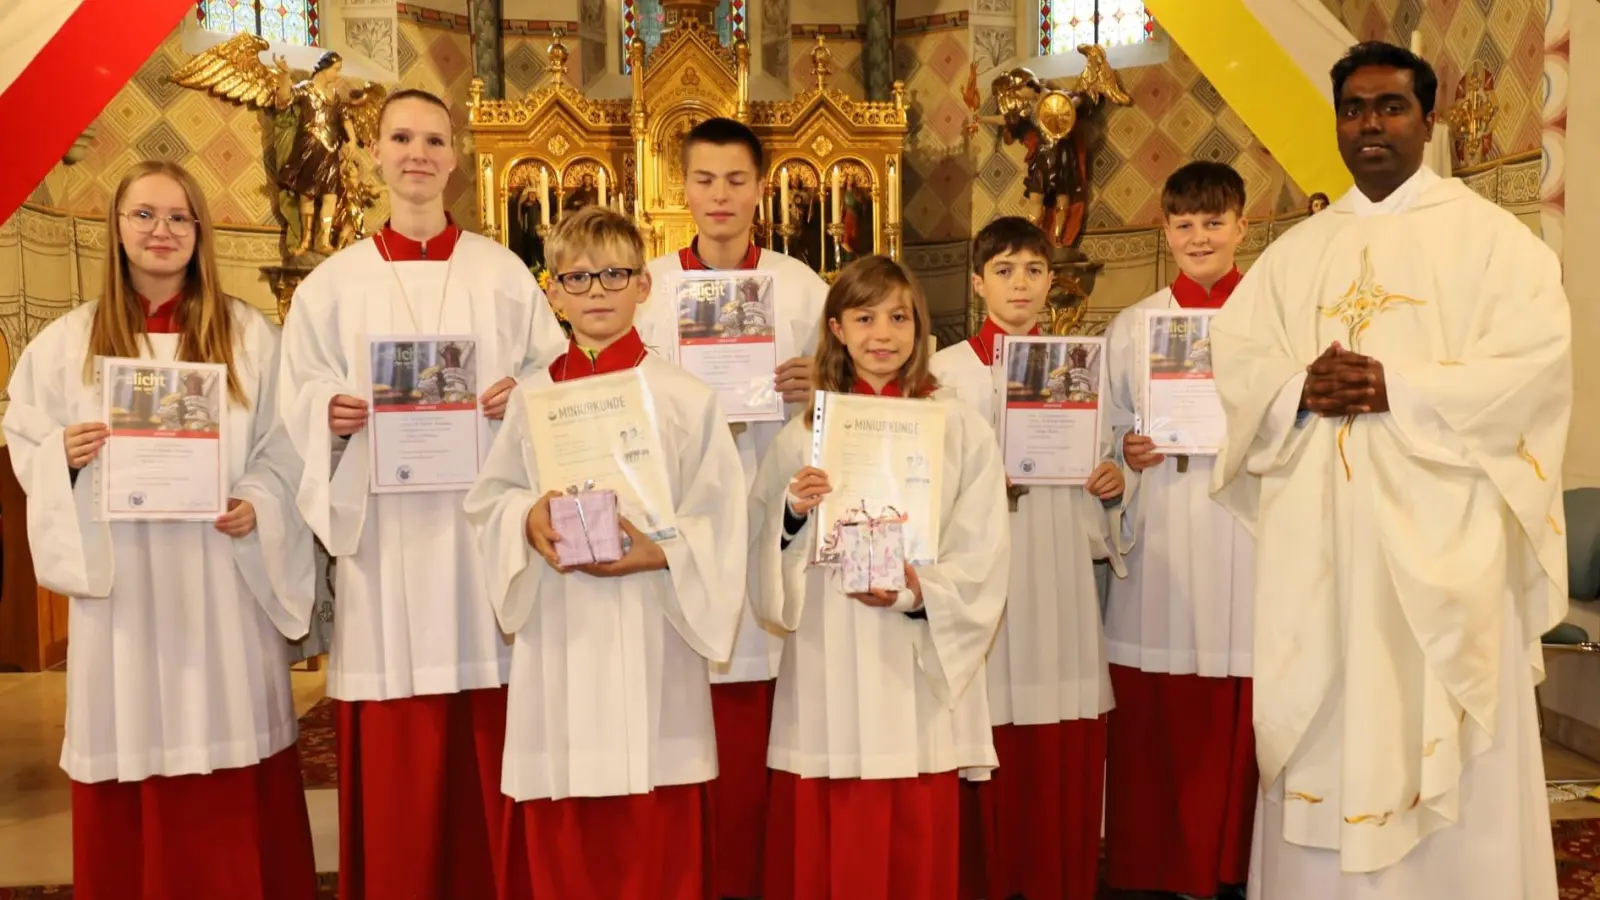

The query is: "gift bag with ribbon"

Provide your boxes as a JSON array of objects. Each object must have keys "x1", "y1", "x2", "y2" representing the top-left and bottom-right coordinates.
[
  {"x1": 550, "y1": 481, "x2": 624, "y2": 567},
  {"x1": 820, "y1": 501, "x2": 909, "y2": 593}
]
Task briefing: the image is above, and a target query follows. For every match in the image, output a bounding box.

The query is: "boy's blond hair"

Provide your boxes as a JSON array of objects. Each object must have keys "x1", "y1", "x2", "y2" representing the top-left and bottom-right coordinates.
[{"x1": 544, "y1": 206, "x2": 647, "y2": 273}]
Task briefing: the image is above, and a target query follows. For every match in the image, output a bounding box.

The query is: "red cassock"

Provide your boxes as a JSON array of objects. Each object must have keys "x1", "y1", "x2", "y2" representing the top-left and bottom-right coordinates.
[
  {"x1": 337, "y1": 687, "x2": 509, "y2": 900},
  {"x1": 71, "y1": 745, "x2": 317, "y2": 900},
  {"x1": 709, "y1": 679, "x2": 776, "y2": 898},
  {"x1": 498, "y1": 784, "x2": 713, "y2": 899},
  {"x1": 765, "y1": 772, "x2": 961, "y2": 900},
  {"x1": 1103, "y1": 666, "x2": 1256, "y2": 896}
]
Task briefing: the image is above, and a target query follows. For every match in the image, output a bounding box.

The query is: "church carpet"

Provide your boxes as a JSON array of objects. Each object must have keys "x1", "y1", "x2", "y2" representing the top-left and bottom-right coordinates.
[{"x1": 297, "y1": 696, "x2": 338, "y2": 790}]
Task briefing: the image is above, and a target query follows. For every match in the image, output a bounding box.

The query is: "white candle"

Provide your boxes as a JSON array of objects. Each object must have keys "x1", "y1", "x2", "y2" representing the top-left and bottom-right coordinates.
[
  {"x1": 831, "y1": 167, "x2": 843, "y2": 222},
  {"x1": 1410, "y1": 29, "x2": 1423, "y2": 56},
  {"x1": 597, "y1": 168, "x2": 608, "y2": 208},
  {"x1": 538, "y1": 168, "x2": 550, "y2": 227},
  {"x1": 887, "y1": 161, "x2": 898, "y2": 224},
  {"x1": 779, "y1": 166, "x2": 791, "y2": 226}
]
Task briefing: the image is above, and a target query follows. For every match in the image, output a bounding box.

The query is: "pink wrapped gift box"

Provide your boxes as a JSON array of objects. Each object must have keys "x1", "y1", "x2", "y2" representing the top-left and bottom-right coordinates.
[
  {"x1": 550, "y1": 488, "x2": 623, "y2": 567},
  {"x1": 835, "y1": 509, "x2": 907, "y2": 593}
]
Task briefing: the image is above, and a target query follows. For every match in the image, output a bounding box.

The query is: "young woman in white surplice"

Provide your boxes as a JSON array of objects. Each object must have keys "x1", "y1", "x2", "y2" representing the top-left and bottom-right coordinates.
[
  {"x1": 3, "y1": 160, "x2": 317, "y2": 900},
  {"x1": 749, "y1": 256, "x2": 1009, "y2": 900},
  {"x1": 465, "y1": 208, "x2": 747, "y2": 900},
  {"x1": 276, "y1": 90, "x2": 566, "y2": 899}
]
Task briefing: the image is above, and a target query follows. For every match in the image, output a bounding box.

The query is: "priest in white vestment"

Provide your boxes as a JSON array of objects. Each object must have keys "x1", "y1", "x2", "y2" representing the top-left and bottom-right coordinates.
[
  {"x1": 1209, "y1": 42, "x2": 1568, "y2": 898},
  {"x1": 636, "y1": 116, "x2": 828, "y2": 899}
]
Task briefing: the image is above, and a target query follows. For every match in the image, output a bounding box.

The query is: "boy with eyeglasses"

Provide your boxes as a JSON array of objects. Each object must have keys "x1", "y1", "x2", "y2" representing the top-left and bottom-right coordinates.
[
  {"x1": 637, "y1": 116, "x2": 828, "y2": 900},
  {"x1": 466, "y1": 206, "x2": 747, "y2": 899}
]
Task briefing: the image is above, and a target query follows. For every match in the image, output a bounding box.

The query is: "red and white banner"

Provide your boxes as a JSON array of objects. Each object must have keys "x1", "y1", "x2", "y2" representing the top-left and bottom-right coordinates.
[{"x1": 0, "y1": 0, "x2": 197, "y2": 222}]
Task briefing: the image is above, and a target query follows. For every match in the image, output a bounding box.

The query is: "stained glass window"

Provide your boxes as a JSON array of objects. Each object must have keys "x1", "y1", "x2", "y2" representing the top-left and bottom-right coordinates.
[
  {"x1": 623, "y1": 0, "x2": 736, "y2": 72},
  {"x1": 1040, "y1": 0, "x2": 1152, "y2": 56},
  {"x1": 197, "y1": 0, "x2": 320, "y2": 48}
]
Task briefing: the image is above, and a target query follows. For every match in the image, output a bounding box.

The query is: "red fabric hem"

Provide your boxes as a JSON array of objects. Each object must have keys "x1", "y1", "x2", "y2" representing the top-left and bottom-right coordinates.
[
  {"x1": 71, "y1": 744, "x2": 316, "y2": 900},
  {"x1": 709, "y1": 680, "x2": 775, "y2": 897},
  {"x1": 337, "y1": 687, "x2": 509, "y2": 900},
  {"x1": 1104, "y1": 666, "x2": 1256, "y2": 894}
]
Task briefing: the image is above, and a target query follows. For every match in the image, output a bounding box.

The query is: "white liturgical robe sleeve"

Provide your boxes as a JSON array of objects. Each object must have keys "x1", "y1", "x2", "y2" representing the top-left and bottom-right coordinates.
[
  {"x1": 464, "y1": 358, "x2": 747, "y2": 800},
  {"x1": 1209, "y1": 177, "x2": 1570, "y2": 873}
]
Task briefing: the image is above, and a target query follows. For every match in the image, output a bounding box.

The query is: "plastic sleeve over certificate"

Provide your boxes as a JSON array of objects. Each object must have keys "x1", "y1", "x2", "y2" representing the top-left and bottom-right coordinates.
[
  {"x1": 98, "y1": 357, "x2": 228, "y2": 521},
  {"x1": 993, "y1": 334, "x2": 1106, "y2": 484},
  {"x1": 519, "y1": 368, "x2": 679, "y2": 541},
  {"x1": 1138, "y1": 309, "x2": 1224, "y2": 454},
  {"x1": 366, "y1": 335, "x2": 486, "y2": 493},
  {"x1": 809, "y1": 391, "x2": 946, "y2": 565},
  {"x1": 668, "y1": 271, "x2": 783, "y2": 423}
]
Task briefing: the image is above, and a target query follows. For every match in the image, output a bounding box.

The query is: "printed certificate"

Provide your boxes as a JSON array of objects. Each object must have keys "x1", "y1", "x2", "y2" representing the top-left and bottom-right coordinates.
[
  {"x1": 669, "y1": 271, "x2": 783, "y2": 423},
  {"x1": 993, "y1": 334, "x2": 1106, "y2": 485},
  {"x1": 99, "y1": 358, "x2": 227, "y2": 521},
  {"x1": 1139, "y1": 309, "x2": 1224, "y2": 455},
  {"x1": 367, "y1": 335, "x2": 485, "y2": 493},
  {"x1": 520, "y1": 368, "x2": 678, "y2": 540},
  {"x1": 810, "y1": 391, "x2": 947, "y2": 565}
]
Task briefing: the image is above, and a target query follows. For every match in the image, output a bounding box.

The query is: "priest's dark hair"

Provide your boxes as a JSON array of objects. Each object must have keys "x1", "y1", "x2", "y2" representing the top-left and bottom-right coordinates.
[
  {"x1": 1330, "y1": 41, "x2": 1438, "y2": 116},
  {"x1": 1161, "y1": 161, "x2": 1247, "y2": 218},
  {"x1": 972, "y1": 216, "x2": 1051, "y2": 274},
  {"x1": 681, "y1": 117, "x2": 765, "y2": 172}
]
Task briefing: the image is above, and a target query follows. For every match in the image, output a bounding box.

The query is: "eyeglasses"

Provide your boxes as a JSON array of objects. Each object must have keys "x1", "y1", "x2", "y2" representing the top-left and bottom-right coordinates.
[
  {"x1": 120, "y1": 209, "x2": 196, "y2": 236},
  {"x1": 550, "y1": 267, "x2": 636, "y2": 293}
]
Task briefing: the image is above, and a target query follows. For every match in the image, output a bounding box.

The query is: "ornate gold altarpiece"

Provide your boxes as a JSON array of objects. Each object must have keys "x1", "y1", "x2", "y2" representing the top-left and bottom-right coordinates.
[{"x1": 467, "y1": 7, "x2": 908, "y2": 272}]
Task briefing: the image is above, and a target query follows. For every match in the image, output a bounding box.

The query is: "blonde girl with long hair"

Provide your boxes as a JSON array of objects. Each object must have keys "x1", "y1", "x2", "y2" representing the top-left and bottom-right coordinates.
[
  {"x1": 3, "y1": 159, "x2": 317, "y2": 899},
  {"x1": 746, "y1": 255, "x2": 1010, "y2": 900}
]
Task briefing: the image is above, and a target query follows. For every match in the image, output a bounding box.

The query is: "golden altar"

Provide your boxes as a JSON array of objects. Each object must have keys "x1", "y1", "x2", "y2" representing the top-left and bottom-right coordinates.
[{"x1": 466, "y1": 5, "x2": 908, "y2": 273}]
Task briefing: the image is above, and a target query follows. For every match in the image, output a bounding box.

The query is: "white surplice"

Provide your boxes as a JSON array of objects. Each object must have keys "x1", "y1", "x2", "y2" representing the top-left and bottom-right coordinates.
[
  {"x1": 1210, "y1": 166, "x2": 1568, "y2": 890},
  {"x1": 5, "y1": 301, "x2": 314, "y2": 783},
  {"x1": 748, "y1": 400, "x2": 1010, "y2": 780},
  {"x1": 930, "y1": 343, "x2": 1115, "y2": 725},
  {"x1": 463, "y1": 357, "x2": 747, "y2": 801},
  {"x1": 278, "y1": 233, "x2": 566, "y2": 701},
  {"x1": 641, "y1": 248, "x2": 828, "y2": 684},
  {"x1": 1106, "y1": 294, "x2": 1254, "y2": 677}
]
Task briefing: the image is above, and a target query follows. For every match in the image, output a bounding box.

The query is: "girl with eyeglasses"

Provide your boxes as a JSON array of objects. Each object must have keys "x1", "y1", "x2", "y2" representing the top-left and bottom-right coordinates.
[
  {"x1": 277, "y1": 88, "x2": 565, "y2": 899},
  {"x1": 2, "y1": 160, "x2": 318, "y2": 899}
]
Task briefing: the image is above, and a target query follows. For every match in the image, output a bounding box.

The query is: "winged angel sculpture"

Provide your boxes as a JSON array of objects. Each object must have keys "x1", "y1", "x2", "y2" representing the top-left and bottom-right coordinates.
[
  {"x1": 966, "y1": 44, "x2": 1132, "y2": 248},
  {"x1": 170, "y1": 33, "x2": 386, "y2": 256}
]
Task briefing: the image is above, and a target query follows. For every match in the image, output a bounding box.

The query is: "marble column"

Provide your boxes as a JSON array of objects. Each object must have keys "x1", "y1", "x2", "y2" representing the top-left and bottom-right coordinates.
[
  {"x1": 862, "y1": 0, "x2": 893, "y2": 101},
  {"x1": 468, "y1": 0, "x2": 505, "y2": 99}
]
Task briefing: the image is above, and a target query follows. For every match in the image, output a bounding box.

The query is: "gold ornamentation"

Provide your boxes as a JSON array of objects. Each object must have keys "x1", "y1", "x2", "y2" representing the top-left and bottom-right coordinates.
[
  {"x1": 1551, "y1": 515, "x2": 1564, "y2": 536},
  {"x1": 811, "y1": 135, "x2": 834, "y2": 157},
  {"x1": 683, "y1": 66, "x2": 701, "y2": 86},
  {"x1": 1319, "y1": 247, "x2": 1425, "y2": 480},
  {"x1": 1345, "y1": 811, "x2": 1395, "y2": 826},
  {"x1": 1447, "y1": 62, "x2": 1497, "y2": 169},
  {"x1": 548, "y1": 134, "x2": 571, "y2": 156},
  {"x1": 810, "y1": 36, "x2": 833, "y2": 89},
  {"x1": 169, "y1": 33, "x2": 386, "y2": 258},
  {"x1": 1285, "y1": 791, "x2": 1325, "y2": 804},
  {"x1": 1517, "y1": 434, "x2": 1548, "y2": 481},
  {"x1": 547, "y1": 30, "x2": 570, "y2": 81}
]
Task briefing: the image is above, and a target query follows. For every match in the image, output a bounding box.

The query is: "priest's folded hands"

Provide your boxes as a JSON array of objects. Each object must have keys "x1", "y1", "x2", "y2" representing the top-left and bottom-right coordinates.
[{"x1": 1299, "y1": 342, "x2": 1389, "y2": 416}]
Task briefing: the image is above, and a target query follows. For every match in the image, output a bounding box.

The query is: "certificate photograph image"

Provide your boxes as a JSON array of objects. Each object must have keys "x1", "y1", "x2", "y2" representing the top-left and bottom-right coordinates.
[
  {"x1": 675, "y1": 273, "x2": 777, "y2": 343},
  {"x1": 1146, "y1": 313, "x2": 1213, "y2": 379},
  {"x1": 370, "y1": 339, "x2": 478, "y2": 410},
  {"x1": 1004, "y1": 340, "x2": 1101, "y2": 408},
  {"x1": 100, "y1": 359, "x2": 226, "y2": 521},
  {"x1": 1142, "y1": 310, "x2": 1223, "y2": 454}
]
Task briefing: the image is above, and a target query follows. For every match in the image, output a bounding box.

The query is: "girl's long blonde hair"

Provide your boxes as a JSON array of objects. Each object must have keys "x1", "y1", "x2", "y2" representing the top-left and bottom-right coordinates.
[
  {"x1": 809, "y1": 255, "x2": 938, "y2": 420},
  {"x1": 90, "y1": 160, "x2": 246, "y2": 406}
]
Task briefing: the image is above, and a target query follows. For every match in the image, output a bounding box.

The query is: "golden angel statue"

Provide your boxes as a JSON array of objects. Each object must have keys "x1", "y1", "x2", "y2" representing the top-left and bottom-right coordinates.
[
  {"x1": 966, "y1": 44, "x2": 1131, "y2": 248},
  {"x1": 169, "y1": 33, "x2": 387, "y2": 256}
]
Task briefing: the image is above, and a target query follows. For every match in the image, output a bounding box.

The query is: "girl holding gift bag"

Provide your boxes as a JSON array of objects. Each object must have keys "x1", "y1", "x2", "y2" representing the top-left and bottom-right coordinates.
[
  {"x1": 464, "y1": 206, "x2": 748, "y2": 900},
  {"x1": 747, "y1": 255, "x2": 1011, "y2": 900},
  {"x1": 3, "y1": 160, "x2": 317, "y2": 899}
]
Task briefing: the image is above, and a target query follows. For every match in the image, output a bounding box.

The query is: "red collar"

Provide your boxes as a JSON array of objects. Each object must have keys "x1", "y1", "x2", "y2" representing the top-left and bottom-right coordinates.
[
  {"x1": 140, "y1": 294, "x2": 182, "y2": 334},
  {"x1": 548, "y1": 328, "x2": 649, "y2": 382},
  {"x1": 967, "y1": 317, "x2": 1041, "y2": 366},
  {"x1": 375, "y1": 216, "x2": 462, "y2": 262},
  {"x1": 1171, "y1": 268, "x2": 1242, "y2": 309},
  {"x1": 851, "y1": 376, "x2": 903, "y2": 397},
  {"x1": 679, "y1": 239, "x2": 761, "y2": 271}
]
